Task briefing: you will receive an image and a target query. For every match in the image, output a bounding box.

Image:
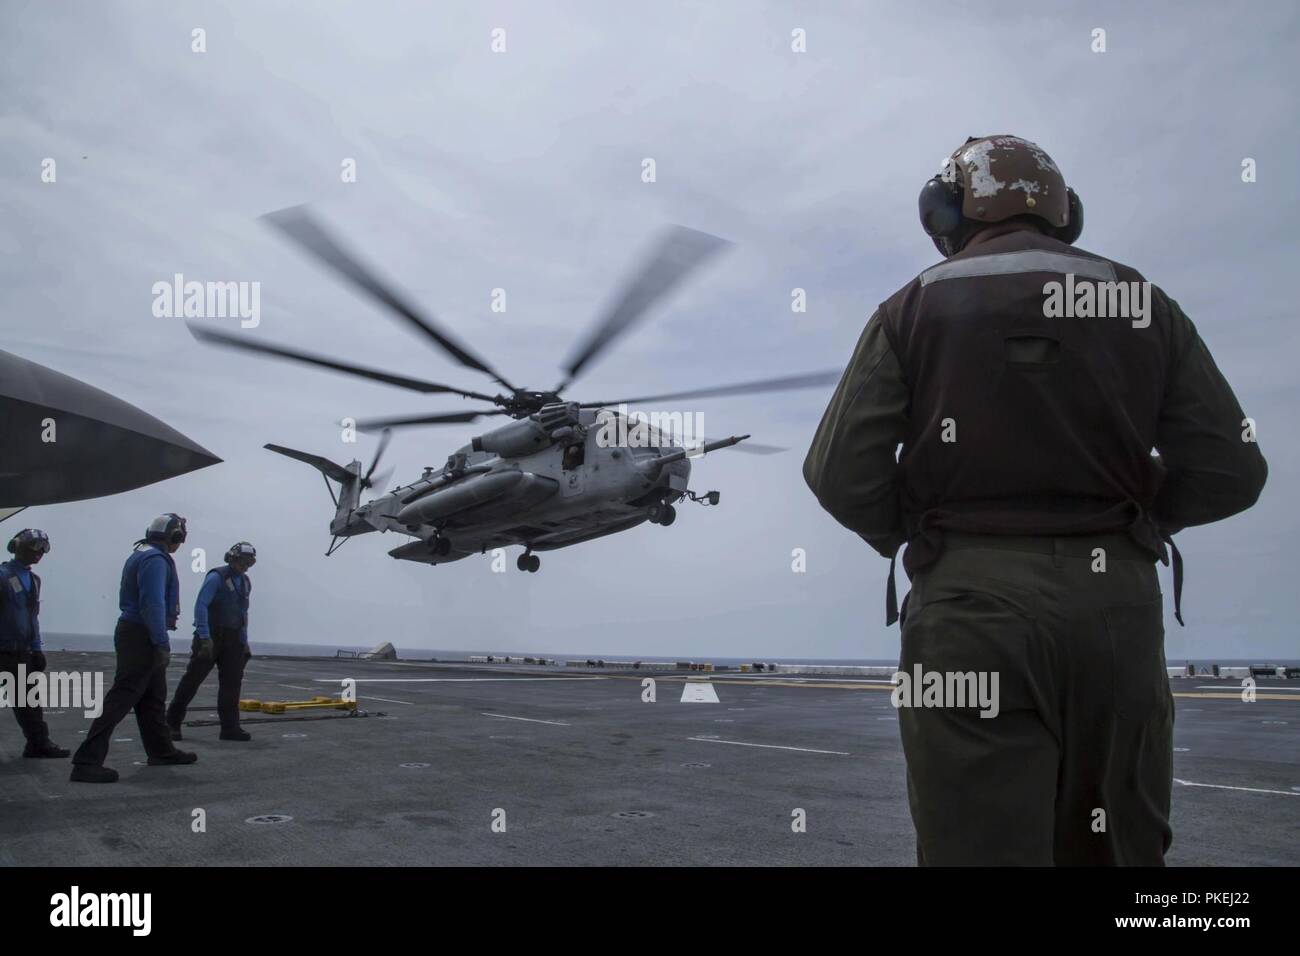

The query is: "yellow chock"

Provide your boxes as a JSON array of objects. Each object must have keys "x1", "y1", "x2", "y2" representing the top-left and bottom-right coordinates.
[
  {"x1": 239, "y1": 699, "x2": 262, "y2": 711},
  {"x1": 259, "y1": 696, "x2": 356, "y2": 714}
]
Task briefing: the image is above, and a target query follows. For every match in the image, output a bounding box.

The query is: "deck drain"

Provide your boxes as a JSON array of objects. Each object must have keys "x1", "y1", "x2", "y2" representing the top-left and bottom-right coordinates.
[
  {"x1": 246, "y1": 814, "x2": 293, "y2": 825},
  {"x1": 681, "y1": 762, "x2": 711, "y2": 769},
  {"x1": 611, "y1": 810, "x2": 655, "y2": 819},
  {"x1": 400, "y1": 762, "x2": 430, "y2": 769}
]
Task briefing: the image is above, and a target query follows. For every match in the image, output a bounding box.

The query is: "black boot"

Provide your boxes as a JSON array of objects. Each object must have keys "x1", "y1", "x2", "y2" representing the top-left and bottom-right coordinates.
[
  {"x1": 168, "y1": 723, "x2": 183, "y2": 742},
  {"x1": 23, "y1": 740, "x2": 71, "y2": 759},
  {"x1": 70, "y1": 765, "x2": 119, "y2": 783},
  {"x1": 147, "y1": 749, "x2": 198, "y2": 766},
  {"x1": 219, "y1": 728, "x2": 252, "y2": 742}
]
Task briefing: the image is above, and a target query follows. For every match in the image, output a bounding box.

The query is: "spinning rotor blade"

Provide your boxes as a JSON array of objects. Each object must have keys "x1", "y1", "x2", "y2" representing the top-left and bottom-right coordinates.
[
  {"x1": 261, "y1": 205, "x2": 518, "y2": 390},
  {"x1": 557, "y1": 225, "x2": 731, "y2": 391},
  {"x1": 362, "y1": 428, "x2": 392, "y2": 487},
  {"x1": 580, "y1": 368, "x2": 842, "y2": 409},
  {"x1": 187, "y1": 324, "x2": 498, "y2": 400},
  {"x1": 355, "y1": 409, "x2": 508, "y2": 432},
  {"x1": 719, "y1": 440, "x2": 786, "y2": 455}
]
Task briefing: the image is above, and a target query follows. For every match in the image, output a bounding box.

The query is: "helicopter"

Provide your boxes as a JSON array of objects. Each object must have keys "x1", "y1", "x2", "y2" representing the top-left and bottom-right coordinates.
[{"x1": 189, "y1": 206, "x2": 840, "y2": 571}]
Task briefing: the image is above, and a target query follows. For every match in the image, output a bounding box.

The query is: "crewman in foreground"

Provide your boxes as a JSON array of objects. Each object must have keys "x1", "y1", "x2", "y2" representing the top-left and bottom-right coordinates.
[
  {"x1": 71, "y1": 514, "x2": 198, "y2": 782},
  {"x1": 167, "y1": 541, "x2": 257, "y2": 741},
  {"x1": 0, "y1": 529, "x2": 70, "y2": 758},
  {"x1": 805, "y1": 134, "x2": 1267, "y2": 865}
]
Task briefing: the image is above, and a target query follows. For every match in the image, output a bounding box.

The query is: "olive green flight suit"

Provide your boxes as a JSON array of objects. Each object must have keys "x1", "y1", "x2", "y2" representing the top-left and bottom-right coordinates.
[{"x1": 805, "y1": 227, "x2": 1267, "y2": 866}]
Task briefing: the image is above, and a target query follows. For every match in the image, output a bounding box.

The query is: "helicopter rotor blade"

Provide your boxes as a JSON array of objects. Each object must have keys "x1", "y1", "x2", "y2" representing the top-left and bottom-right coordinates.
[
  {"x1": 365, "y1": 467, "x2": 394, "y2": 493},
  {"x1": 187, "y1": 324, "x2": 500, "y2": 401},
  {"x1": 579, "y1": 369, "x2": 842, "y2": 409},
  {"x1": 362, "y1": 428, "x2": 392, "y2": 487},
  {"x1": 355, "y1": 409, "x2": 508, "y2": 432},
  {"x1": 557, "y1": 225, "x2": 731, "y2": 392},
  {"x1": 261, "y1": 205, "x2": 519, "y2": 391}
]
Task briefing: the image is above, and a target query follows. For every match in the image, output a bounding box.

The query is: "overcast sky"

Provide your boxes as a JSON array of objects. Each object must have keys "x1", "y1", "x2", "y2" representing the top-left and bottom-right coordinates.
[{"x1": 3, "y1": 1, "x2": 1295, "y2": 660}]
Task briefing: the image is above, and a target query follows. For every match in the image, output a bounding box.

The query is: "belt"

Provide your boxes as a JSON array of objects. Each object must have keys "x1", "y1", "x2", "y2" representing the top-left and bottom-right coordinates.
[{"x1": 885, "y1": 528, "x2": 1183, "y2": 627}]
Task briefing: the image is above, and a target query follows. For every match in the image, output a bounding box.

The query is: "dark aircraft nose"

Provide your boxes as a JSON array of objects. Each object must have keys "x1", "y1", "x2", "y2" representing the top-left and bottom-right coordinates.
[{"x1": 0, "y1": 349, "x2": 221, "y2": 505}]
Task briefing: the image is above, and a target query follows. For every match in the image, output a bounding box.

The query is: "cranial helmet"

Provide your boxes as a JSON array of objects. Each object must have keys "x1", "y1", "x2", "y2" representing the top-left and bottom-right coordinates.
[
  {"x1": 918, "y1": 134, "x2": 1083, "y2": 257},
  {"x1": 225, "y1": 541, "x2": 257, "y2": 566},
  {"x1": 7, "y1": 528, "x2": 50, "y2": 556},
  {"x1": 144, "y1": 513, "x2": 187, "y2": 546}
]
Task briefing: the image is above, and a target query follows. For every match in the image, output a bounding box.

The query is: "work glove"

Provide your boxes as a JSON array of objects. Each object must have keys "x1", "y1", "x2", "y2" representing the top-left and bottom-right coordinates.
[
  {"x1": 30, "y1": 650, "x2": 47, "y2": 672},
  {"x1": 153, "y1": 646, "x2": 172, "y2": 671},
  {"x1": 192, "y1": 637, "x2": 213, "y2": 665}
]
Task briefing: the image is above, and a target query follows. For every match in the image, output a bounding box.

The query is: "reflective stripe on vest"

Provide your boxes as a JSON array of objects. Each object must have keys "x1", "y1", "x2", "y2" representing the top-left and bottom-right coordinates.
[{"x1": 920, "y1": 250, "x2": 1117, "y2": 287}]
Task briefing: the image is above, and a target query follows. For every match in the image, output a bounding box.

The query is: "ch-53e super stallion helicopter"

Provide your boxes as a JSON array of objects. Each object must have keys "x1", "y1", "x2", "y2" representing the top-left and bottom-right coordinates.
[{"x1": 190, "y1": 206, "x2": 839, "y2": 571}]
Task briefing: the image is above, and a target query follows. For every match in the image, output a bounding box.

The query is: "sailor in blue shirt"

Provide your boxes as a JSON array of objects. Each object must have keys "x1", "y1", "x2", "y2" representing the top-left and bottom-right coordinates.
[
  {"x1": 71, "y1": 514, "x2": 199, "y2": 783},
  {"x1": 0, "y1": 529, "x2": 69, "y2": 758},
  {"x1": 167, "y1": 541, "x2": 256, "y2": 741}
]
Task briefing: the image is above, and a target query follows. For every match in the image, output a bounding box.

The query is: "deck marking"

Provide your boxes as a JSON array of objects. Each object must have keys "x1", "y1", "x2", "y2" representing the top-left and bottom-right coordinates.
[
  {"x1": 686, "y1": 737, "x2": 849, "y2": 756},
  {"x1": 681, "y1": 682, "x2": 720, "y2": 703},
  {"x1": 482, "y1": 712, "x2": 571, "y2": 726},
  {"x1": 360, "y1": 695, "x2": 414, "y2": 705},
  {"x1": 1194, "y1": 685, "x2": 1300, "y2": 692},
  {"x1": 312, "y1": 677, "x2": 606, "y2": 684},
  {"x1": 1172, "y1": 692, "x2": 1298, "y2": 702},
  {"x1": 1174, "y1": 778, "x2": 1300, "y2": 797}
]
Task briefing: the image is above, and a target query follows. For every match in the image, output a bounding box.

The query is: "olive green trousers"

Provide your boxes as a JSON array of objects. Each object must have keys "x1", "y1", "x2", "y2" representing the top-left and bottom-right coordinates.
[{"x1": 898, "y1": 532, "x2": 1174, "y2": 866}]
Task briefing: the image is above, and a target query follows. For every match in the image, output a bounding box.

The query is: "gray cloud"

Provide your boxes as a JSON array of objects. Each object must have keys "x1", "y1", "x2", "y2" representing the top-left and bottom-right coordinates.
[{"x1": 2, "y1": 1, "x2": 1294, "y2": 659}]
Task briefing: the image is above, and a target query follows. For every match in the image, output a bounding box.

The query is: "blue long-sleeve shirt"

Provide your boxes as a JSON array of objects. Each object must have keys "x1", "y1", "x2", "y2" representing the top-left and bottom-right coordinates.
[
  {"x1": 192, "y1": 568, "x2": 250, "y2": 644},
  {"x1": 118, "y1": 545, "x2": 179, "y2": 647}
]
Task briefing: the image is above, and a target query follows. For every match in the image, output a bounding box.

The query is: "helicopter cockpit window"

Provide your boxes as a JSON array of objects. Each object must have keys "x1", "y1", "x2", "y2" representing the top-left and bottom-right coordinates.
[{"x1": 562, "y1": 442, "x2": 585, "y2": 470}]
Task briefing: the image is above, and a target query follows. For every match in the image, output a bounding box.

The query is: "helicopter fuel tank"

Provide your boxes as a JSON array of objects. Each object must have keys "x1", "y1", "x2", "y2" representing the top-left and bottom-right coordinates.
[{"x1": 395, "y1": 468, "x2": 558, "y2": 526}]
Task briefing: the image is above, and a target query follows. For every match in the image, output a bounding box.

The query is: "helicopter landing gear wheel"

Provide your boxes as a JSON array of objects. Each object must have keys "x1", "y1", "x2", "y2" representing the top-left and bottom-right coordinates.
[
  {"x1": 431, "y1": 536, "x2": 452, "y2": 556},
  {"x1": 648, "y1": 502, "x2": 677, "y2": 526},
  {"x1": 517, "y1": 553, "x2": 540, "y2": 573}
]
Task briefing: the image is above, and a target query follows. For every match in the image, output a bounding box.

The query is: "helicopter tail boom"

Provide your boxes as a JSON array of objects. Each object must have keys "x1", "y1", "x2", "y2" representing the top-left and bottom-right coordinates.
[{"x1": 264, "y1": 443, "x2": 367, "y2": 537}]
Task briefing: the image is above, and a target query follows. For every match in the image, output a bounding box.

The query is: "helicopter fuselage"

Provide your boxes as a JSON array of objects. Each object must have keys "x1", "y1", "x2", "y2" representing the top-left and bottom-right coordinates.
[{"x1": 341, "y1": 407, "x2": 694, "y2": 566}]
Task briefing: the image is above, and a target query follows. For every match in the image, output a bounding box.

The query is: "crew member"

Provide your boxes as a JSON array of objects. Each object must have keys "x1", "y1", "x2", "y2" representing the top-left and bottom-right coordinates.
[
  {"x1": 0, "y1": 529, "x2": 69, "y2": 758},
  {"x1": 805, "y1": 135, "x2": 1267, "y2": 865},
  {"x1": 71, "y1": 514, "x2": 198, "y2": 783},
  {"x1": 167, "y1": 541, "x2": 256, "y2": 741}
]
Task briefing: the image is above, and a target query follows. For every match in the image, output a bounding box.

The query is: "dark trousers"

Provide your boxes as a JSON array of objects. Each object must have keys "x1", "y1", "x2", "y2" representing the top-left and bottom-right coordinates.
[
  {"x1": 0, "y1": 648, "x2": 51, "y2": 745},
  {"x1": 73, "y1": 620, "x2": 176, "y2": 766},
  {"x1": 898, "y1": 532, "x2": 1174, "y2": 866},
  {"x1": 167, "y1": 628, "x2": 247, "y2": 730}
]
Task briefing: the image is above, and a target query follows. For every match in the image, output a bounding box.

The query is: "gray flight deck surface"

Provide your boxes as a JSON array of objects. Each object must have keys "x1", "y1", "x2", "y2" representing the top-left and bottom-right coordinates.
[{"x1": 2, "y1": 652, "x2": 1297, "y2": 866}]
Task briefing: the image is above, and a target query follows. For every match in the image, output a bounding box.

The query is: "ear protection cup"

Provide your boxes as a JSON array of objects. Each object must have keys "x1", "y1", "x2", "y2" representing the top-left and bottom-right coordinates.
[
  {"x1": 1052, "y1": 187, "x2": 1084, "y2": 245},
  {"x1": 145, "y1": 513, "x2": 187, "y2": 546},
  {"x1": 6, "y1": 538, "x2": 15, "y2": 554},
  {"x1": 918, "y1": 177, "x2": 964, "y2": 256}
]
